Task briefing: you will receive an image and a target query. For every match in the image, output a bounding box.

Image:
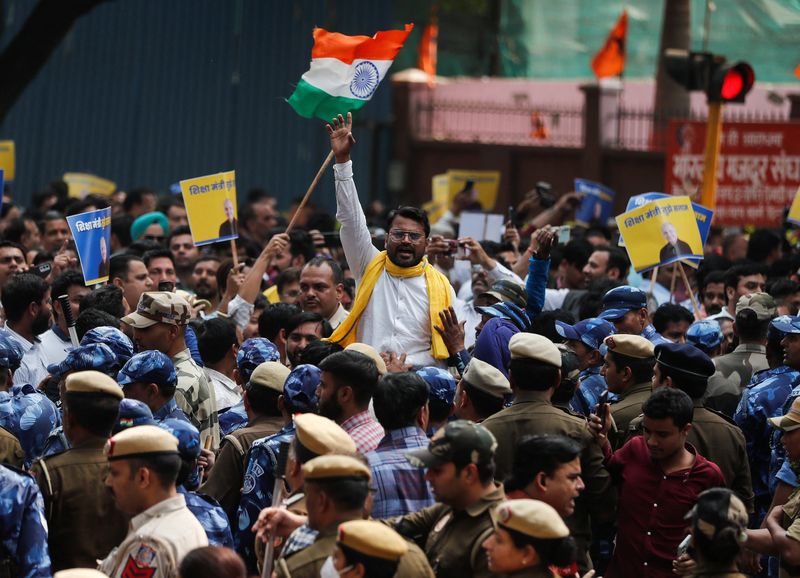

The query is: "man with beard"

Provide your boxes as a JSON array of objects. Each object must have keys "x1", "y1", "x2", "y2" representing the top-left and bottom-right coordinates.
[
  {"x1": 316, "y1": 350, "x2": 383, "y2": 453},
  {"x1": 326, "y1": 113, "x2": 455, "y2": 369},
  {"x1": 2, "y1": 273, "x2": 53, "y2": 356},
  {"x1": 192, "y1": 256, "x2": 221, "y2": 311},
  {"x1": 168, "y1": 226, "x2": 201, "y2": 290},
  {"x1": 298, "y1": 257, "x2": 348, "y2": 329},
  {"x1": 285, "y1": 311, "x2": 331, "y2": 368}
]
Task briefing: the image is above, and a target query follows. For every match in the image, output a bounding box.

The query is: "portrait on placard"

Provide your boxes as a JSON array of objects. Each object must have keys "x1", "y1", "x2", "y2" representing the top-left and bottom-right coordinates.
[
  {"x1": 66, "y1": 207, "x2": 112, "y2": 285},
  {"x1": 180, "y1": 170, "x2": 238, "y2": 246}
]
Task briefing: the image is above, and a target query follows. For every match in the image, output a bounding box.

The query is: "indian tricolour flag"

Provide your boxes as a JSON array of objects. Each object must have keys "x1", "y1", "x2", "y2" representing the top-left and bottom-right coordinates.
[{"x1": 288, "y1": 24, "x2": 414, "y2": 122}]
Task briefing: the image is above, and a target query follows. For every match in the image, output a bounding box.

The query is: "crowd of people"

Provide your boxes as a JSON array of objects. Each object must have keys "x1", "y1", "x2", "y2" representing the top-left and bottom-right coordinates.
[{"x1": 1, "y1": 111, "x2": 800, "y2": 578}]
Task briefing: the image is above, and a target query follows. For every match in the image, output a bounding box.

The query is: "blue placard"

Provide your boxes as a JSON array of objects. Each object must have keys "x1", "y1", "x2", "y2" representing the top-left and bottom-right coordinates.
[
  {"x1": 574, "y1": 179, "x2": 615, "y2": 226},
  {"x1": 66, "y1": 207, "x2": 112, "y2": 286}
]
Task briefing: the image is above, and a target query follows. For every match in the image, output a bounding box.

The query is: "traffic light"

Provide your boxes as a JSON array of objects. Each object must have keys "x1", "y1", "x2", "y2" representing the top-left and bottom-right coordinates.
[{"x1": 663, "y1": 49, "x2": 755, "y2": 104}]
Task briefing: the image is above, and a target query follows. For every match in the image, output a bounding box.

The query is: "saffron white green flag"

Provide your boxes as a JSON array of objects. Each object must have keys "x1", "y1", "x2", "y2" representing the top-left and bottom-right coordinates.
[{"x1": 288, "y1": 24, "x2": 414, "y2": 122}]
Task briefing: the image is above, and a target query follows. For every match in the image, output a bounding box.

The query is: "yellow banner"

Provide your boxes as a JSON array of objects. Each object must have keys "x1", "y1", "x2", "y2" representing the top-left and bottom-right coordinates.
[
  {"x1": 0, "y1": 141, "x2": 15, "y2": 182},
  {"x1": 180, "y1": 170, "x2": 238, "y2": 246},
  {"x1": 788, "y1": 186, "x2": 800, "y2": 226},
  {"x1": 616, "y1": 196, "x2": 703, "y2": 273},
  {"x1": 444, "y1": 169, "x2": 501, "y2": 211},
  {"x1": 63, "y1": 172, "x2": 117, "y2": 199}
]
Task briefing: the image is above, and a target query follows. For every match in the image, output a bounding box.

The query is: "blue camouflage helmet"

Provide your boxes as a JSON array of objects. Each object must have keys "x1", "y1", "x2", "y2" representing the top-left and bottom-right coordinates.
[
  {"x1": 687, "y1": 319, "x2": 724, "y2": 350},
  {"x1": 117, "y1": 351, "x2": 177, "y2": 388},
  {"x1": 416, "y1": 366, "x2": 457, "y2": 406},
  {"x1": 599, "y1": 286, "x2": 648, "y2": 321},
  {"x1": 0, "y1": 331, "x2": 24, "y2": 371},
  {"x1": 555, "y1": 317, "x2": 616, "y2": 351},
  {"x1": 237, "y1": 338, "x2": 280, "y2": 383},
  {"x1": 283, "y1": 364, "x2": 320, "y2": 414},
  {"x1": 47, "y1": 342, "x2": 118, "y2": 378},
  {"x1": 80, "y1": 326, "x2": 135, "y2": 366},
  {"x1": 113, "y1": 399, "x2": 157, "y2": 434},
  {"x1": 0, "y1": 383, "x2": 60, "y2": 465},
  {"x1": 476, "y1": 301, "x2": 531, "y2": 332},
  {"x1": 770, "y1": 315, "x2": 800, "y2": 341},
  {"x1": 159, "y1": 417, "x2": 201, "y2": 459}
]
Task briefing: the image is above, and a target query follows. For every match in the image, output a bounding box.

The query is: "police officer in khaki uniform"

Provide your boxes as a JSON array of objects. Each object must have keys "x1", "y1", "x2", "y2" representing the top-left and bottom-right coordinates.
[
  {"x1": 647, "y1": 342, "x2": 755, "y2": 512},
  {"x1": 274, "y1": 455, "x2": 434, "y2": 578},
  {"x1": 454, "y1": 358, "x2": 511, "y2": 423},
  {"x1": 30, "y1": 371, "x2": 128, "y2": 571},
  {"x1": 327, "y1": 520, "x2": 409, "y2": 577},
  {"x1": 98, "y1": 425, "x2": 207, "y2": 578},
  {"x1": 481, "y1": 333, "x2": 614, "y2": 574},
  {"x1": 601, "y1": 334, "x2": 655, "y2": 449},
  {"x1": 0, "y1": 425, "x2": 23, "y2": 467},
  {"x1": 201, "y1": 360, "x2": 290, "y2": 522},
  {"x1": 551, "y1": 344, "x2": 584, "y2": 417}
]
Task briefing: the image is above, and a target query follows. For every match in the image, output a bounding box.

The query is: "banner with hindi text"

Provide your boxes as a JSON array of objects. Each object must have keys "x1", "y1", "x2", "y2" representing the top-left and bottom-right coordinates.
[{"x1": 179, "y1": 170, "x2": 238, "y2": 247}]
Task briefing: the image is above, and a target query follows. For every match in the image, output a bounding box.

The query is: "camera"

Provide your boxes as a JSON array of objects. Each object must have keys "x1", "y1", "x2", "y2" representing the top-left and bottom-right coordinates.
[{"x1": 535, "y1": 181, "x2": 555, "y2": 209}]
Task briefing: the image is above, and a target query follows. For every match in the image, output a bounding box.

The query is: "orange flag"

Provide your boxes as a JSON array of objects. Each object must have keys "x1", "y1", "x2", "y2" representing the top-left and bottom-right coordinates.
[
  {"x1": 418, "y1": 7, "x2": 438, "y2": 85},
  {"x1": 592, "y1": 10, "x2": 628, "y2": 79}
]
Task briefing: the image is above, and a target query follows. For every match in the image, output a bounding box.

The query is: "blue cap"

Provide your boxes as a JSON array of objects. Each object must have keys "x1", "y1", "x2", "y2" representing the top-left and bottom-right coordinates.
[
  {"x1": 416, "y1": 366, "x2": 457, "y2": 406},
  {"x1": 117, "y1": 351, "x2": 177, "y2": 388},
  {"x1": 47, "y1": 343, "x2": 118, "y2": 378},
  {"x1": 159, "y1": 418, "x2": 201, "y2": 459},
  {"x1": 599, "y1": 286, "x2": 648, "y2": 321},
  {"x1": 80, "y1": 327, "x2": 135, "y2": 366},
  {"x1": 114, "y1": 399, "x2": 156, "y2": 434},
  {"x1": 770, "y1": 315, "x2": 800, "y2": 337},
  {"x1": 237, "y1": 338, "x2": 280, "y2": 383},
  {"x1": 476, "y1": 301, "x2": 531, "y2": 332},
  {"x1": 283, "y1": 364, "x2": 320, "y2": 413},
  {"x1": 554, "y1": 318, "x2": 616, "y2": 351},
  {"x1": 0, "y1": 332, "x2": 24, "y2": 371},
  {"x1": 655, "y1": 342, "x2": 715, "y2": 378},
  {"x1": 686, "y1": 320, "x2": 724, "y2": 350}
]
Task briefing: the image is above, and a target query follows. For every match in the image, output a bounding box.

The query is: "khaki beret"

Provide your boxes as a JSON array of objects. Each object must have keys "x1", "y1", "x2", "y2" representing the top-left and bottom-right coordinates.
[
  {"x1": 295, "y1": 413, "x2": 356, "y2": 456},
  {"x1": 345, "y1": 343, "x2": 388, "y2": 375},
  {"x1": 337, "y1": 520, "x2": 408, "y2": 561},
  {"x1": 65, "y1": 370, "x2": 123, "y2": 400},
  {"x1": 302, "y1": 454, "x2": 371, "y2": 481},
  {"x1": 249, "y1": 361, "x2": 291, "y2": 393},
  {"x1": 509, "y1": 333, "x2": 561, "y2": 367},
  {"x1": 54, "y1": 571, "x2": 109, "y2": 578},
  {"x1": 104, "y1": 424, "x2": 179, "y2": 460},
  {"x1": 603, "y1": 334, "x2": 655, "y2": 359},
  {"x1": 494, "y1": 499, "x2": 570, "y2": 539},
  {"x1": 462, "y1": 358, "x2": 511, "y2": 399}
]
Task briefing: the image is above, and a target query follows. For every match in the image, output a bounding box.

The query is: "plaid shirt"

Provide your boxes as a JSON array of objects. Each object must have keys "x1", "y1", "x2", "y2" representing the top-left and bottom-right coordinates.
[
  {"x1": 340, "y1": 410, "x2": 384, "y2": 454},
  {"x1": 366, "y1": 426, "x2": 435, "y2": 519},
  {"x1": 281, "y1": 523, "x2": 319, "y2": 558}
]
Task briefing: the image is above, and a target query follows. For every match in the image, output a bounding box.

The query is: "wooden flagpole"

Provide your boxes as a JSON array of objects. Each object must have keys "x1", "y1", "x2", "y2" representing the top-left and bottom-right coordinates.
[
  {"x1": 285, "y1": 150, "x2": 336, "y2": 234},
  {"x1": 678, "y1": 263, "x2": 701, "y2": 319}
]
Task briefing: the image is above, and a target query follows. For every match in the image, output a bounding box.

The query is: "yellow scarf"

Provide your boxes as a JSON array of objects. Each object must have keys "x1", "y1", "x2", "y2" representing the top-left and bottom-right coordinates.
[{"x1": 329, "y1": 251, "x2": 452, "y2": 359}]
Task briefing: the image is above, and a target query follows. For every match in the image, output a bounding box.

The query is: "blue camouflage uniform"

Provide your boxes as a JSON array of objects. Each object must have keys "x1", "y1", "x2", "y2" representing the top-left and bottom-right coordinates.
[
  {"x1": 554, "y1": 317, "x2": 616, "y2": 416},
  {"x1": 112, "y1": 398, "x2": 156, "y2": 434},
  {"x1": 599, "y1": 286, "x2": 671, "y2": 346},
  {"x1": 0, "y1": 464, "x2": 51, "y2": 578},
  {"x1": 236, "y1": 364, "x2": 319, "y2": 570},
  {"x1": 117, "y1": 351, "x2": 190, "y2": 425},
  {"x1": 686, "y1": 319, "x2": 724, "y2": 355},
  {"x1": 416, "y1": 367, "x2": 457, "y2": 436},
  {"x1": 158, "y1": 418, "x2": 233, "y2": 547},
  {"x1": 79, "y1": 326, "x2": 135, "y2": 367},
  {"x1": 222, "y1": 338, "x2": 280, "y2": 436}
]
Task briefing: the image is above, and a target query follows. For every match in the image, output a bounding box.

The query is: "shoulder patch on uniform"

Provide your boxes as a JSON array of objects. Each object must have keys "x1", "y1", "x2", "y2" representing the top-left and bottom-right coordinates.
[{"x1": 122, "y1": 553, "x2": 156, "y2": 578}]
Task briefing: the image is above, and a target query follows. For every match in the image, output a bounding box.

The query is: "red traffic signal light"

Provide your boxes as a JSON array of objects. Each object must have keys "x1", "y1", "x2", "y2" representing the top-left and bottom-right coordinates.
[{"x1": 709, "y1": 61, "x2": 755, "y2": 103}]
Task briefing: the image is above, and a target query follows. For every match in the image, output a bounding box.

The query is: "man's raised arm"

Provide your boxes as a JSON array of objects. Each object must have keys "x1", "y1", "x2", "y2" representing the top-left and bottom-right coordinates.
[{"x1": 327, "y1": 113, "x2": 379, "y2": 280}]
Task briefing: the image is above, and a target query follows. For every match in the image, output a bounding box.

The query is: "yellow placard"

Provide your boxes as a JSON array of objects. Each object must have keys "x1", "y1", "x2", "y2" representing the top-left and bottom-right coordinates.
[
  {"x1": 0, "y1": 141, "x2": 15, "y2": 182},
  {"x1": 426, "y1": 174, "x2": 451, "y2": 224},
  {"x1": 616, "y1": 196, "x2": 704, "y2": 273},
  {"x1": 788, "y1": 186, "x2": 800, "y2": 226},
  {"x1": 180, "y1": 170, "x2": 238, "y2": 246},
  {"x1": 445, "y1": 170, "x2": 500, "y2": 211},
  {"x1": 63, "y1": 172, "x2": 117, "y2": 199}
]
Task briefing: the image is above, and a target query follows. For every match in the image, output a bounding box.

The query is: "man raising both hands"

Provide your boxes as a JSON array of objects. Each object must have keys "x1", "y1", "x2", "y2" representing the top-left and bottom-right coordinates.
[{"x1": 326, "y1": 113, "x2": 455, "y2": 369}]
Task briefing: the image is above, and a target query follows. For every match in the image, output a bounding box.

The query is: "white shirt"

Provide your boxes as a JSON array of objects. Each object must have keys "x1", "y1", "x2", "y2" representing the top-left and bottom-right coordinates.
[
  {"x1": 453, "y1": 297, "x2": 481, "y2": 349},
  {"x1": 14, "y1": 328, "x2": 72, "y2": 386},
  {"x1": 2, "y1": 325, "x2": 33, "y2": 355},
  {"x1": 335, "y1": 161, "x2": 454, "y2": 369},
  {"x1": 204, "y1": 367, "x2": 241, "y2": 412},
  {"x1": 328, "y1": 303, "x2": 349, "y2": 330},
  {"x1": 455, "y1": 261, "x2": 523, "y2": 302}
]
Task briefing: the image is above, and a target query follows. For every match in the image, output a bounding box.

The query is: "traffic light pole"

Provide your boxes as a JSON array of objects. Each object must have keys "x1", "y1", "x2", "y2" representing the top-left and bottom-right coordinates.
[{"x1": 700, "y1": 102, "x2": 723, "y2": 209}]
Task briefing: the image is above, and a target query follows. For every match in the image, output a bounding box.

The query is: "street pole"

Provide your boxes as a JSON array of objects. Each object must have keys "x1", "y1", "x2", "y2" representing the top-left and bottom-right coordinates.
[{"x1": 700, "y1": 101, "x2": 723, "y2": 208}]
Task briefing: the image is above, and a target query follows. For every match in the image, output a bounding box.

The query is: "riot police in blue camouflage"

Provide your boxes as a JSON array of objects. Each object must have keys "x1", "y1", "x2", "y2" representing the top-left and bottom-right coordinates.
[
  {"x1": 158, "y1": 418, "x2": 234, "y2": 548},
  {"x1": 79, "y1": 326, "x2": 135, "y2": 367},
  {"x1": 31, "y1": 371, "x2": 128, "y2": 572},
  {"x1": 0, "y1": 464, "x2": 51, "y2": 578},
  {"x1": 554, "y1": 317, "x2": 616, "y2": 416},
  {"x1": 221, "y1": 338, "x2": 281, "y2": 436},
  {"x1": 735, "y1": 315, "x2": 800, "y2": 520},
  {"x1": 236, "y1": 363, "x2": 320, "y2": 570},
  {"x1": 112, "y1": 399, "x2": 157, "y2": 434},
  {"x1": 598, "y1": 286, "x2": 671, "y2": 346},
  {"x1": 415, "y1": 366, "x2": 457, "y2": 435},
  {"x1": 686, "y1": 319, "x2": 725, "y2": 356},
  {"x1": 122, "y1": 291, "x2": 220, "y2": 449},
  {"x1": 117, "y1": 350, "x2": 189, "y2": 424}
]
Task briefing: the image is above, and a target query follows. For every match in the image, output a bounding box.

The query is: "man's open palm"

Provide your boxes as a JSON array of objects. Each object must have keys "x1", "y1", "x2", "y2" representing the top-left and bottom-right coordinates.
[{"x1": 326, "y1": 112, "x2": 355, "y2": 163}]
